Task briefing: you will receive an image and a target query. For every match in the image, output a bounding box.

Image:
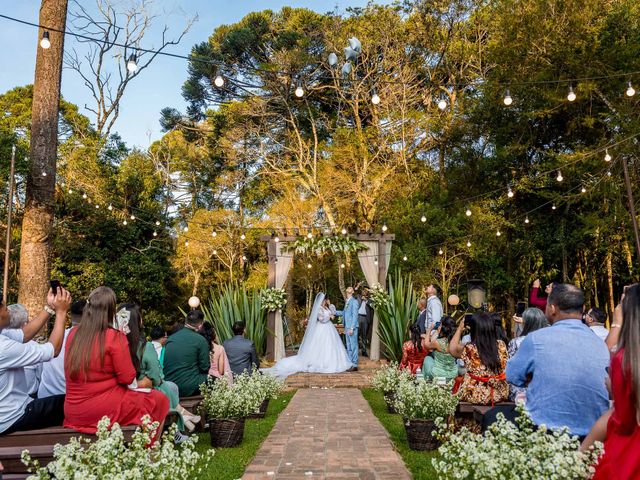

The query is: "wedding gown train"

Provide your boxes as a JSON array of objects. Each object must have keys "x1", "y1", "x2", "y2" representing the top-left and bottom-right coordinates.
[{"x1": 262, "y1": 293, "x2": 352, "y2": 379}]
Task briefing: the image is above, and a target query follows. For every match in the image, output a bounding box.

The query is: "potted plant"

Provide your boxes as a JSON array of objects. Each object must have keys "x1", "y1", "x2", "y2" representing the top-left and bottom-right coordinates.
[
  {"x1": 432, "y1": 407, "x2": 602, "y2": 479},
  {"x1": 238, "y1": 371, "x2": 285, "y2": 419},
  {"x1": 371, "y1": 362, "x2": 413, "y2": 413},
  {"x1": 22, "y1": 416, "x2": 211, "y2": 479},
  {"x1": 394, "y1": 381, "x2": 458, "y2": 451},
  {"x1": 200, "y1": 379, "x2": 261, "y2": 447}
]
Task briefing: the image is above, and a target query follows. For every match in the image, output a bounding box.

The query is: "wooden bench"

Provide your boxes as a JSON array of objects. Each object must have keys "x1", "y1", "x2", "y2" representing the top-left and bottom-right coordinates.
[
  {"x1": 179, "y1": 395, "x2": 205, "y2": 431},
  {"x1": 472, "y1": 403, "x2": 516, "y2": 424}
]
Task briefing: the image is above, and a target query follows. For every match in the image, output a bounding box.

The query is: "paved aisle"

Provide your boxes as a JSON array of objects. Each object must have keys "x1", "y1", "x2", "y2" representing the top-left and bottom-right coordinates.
[{"x1": 243, "y1": 388, "x2": 411, "y2": 480}]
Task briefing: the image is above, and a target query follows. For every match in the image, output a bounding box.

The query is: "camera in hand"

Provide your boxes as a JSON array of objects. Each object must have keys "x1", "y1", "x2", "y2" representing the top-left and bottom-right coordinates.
[
  {"x1": 516, "y1": 301, "x2": 526, "y2": 316},
  {"x1": 50, "y1": 279, "x2": 62, "y2": 293}
]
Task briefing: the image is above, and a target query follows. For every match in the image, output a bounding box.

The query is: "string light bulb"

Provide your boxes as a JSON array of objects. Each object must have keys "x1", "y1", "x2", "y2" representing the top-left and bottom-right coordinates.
[
  {"x1": 130, "y1": 215, "x2": 135, "y2": 220},
  {"x1": 126, "y1": 54, "x2": 138, "y2": 73},
  {"x1": 340, "y1": 263, "x2": 345, "y2": 269},
  {"x1": 496, "y1": 230, "x2": 501, "y2": 236},
  {"x1": 607, "y1": 170, "x2": 612, "y2": 177},
  {"x1": 212, "y1": 230, "x2": 217, "y2": 237},
  {"x1": 421, "y1": 215, "x2": 427, "y2": 223},
  {"x1": 242, "y1": 255, "x2": 247, "y2": 261},
  {"x1": 371, "y1": 89, "x2": 381, "y2": 105},
  {"x1": 240, "y1": 233, "x2": 246, "y2": 240},
  {"x1": 185, "y1": 241, "x2": 189, "y2": 247},
  {"x1": 307, "y1": 263, "x2": 312, "y2": 269},
  {"x1": 374, "y1": 258, "x2": 378, "y2": 265},
  {"x1": 556, "y1": 171, "x2": 563, "y2": 182},
  {"x1": 503, "y1": 89, "x2": 513, "y2": 106},
  {"x1": 40, "y1": 31, "x2": 51, "y2": 49},
  {"x1": 403, "y1": 255, "x2": 408, "y2": 261},
  {"x1": 68, "y1": 189, "x2": 73, "y2": 194},
  {"x1": 41, "y1": 171, "x2": 47, "y2": 177},
  {"x1": 465, "y1": 208, "x2": 472, "y2": 217},
  {"x1": 153, "y1": 231, "x2": 157, "y2": 237},
  {"x1": 95, "y1": 204, "x2": 100, "y2": 209},
  {"x1": 214, "y1": 74, "x2": 225, "y2": 88},
  {"x1": 274, "y1": 236, "x2": 280, "y2": 243},
  {"x1": 382, "y1": 224, "x2": 388, "y2": 232},
  {"x1": 626, "y1": 81, "x2": 636, "y2": 97},
  {"x1": 438, "y1": 248, "x2": 443, "y2": 255},
  {"x1": 437, "y1": 98, "x2": 447, "y2": 110},
  {"x1": 466, "y1": 240, "x2": 472, "y2": 247},
  {"x1": 552, "y1": 204, "x2": 557, "y2": 210},
  {"x1": 294, "y1": 79, "x2": 304, "y2": 98},
  {"x1": 604, "y1": 149, "x2": 612, "y2": 162},
  {"x1": 341, "y1": 228, "x2": 347, "y2": 235},
  {"x1": 581, "y1": 186, "x2": 587, "y2": 193},
  {"x1": 213, "y1": 250, "x2": 217, "y2": 255},
  {"x1": 507, "y1": 187, "x2": 514, "y2": 198},
  {"x1": 183, "y1": 226, "x2": 188, "y2": 232},
  {"x1": 108, "y1": 204, "x2": 113, "y2": 211},
  {"x1": 123, "y1": 220, "x2": 128, "y2": 225},
  {"x1": 567, "y1": 84, "x2": 576, "y2": 102},
  {"x1": 306, "y1": 231, "x2": 313, "y2": 239},
  {"x1": 82, "y1": 193, "x2": 87, "y2": 199},
  {"x1": 525, "y1": 216, "x2": 530, "y2": 224}
]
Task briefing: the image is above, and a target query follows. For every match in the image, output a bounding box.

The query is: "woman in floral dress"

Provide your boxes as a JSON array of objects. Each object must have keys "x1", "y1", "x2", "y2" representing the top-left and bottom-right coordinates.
[{"x1": 450, "y1": 312, "x2": 509, "y2": 405}]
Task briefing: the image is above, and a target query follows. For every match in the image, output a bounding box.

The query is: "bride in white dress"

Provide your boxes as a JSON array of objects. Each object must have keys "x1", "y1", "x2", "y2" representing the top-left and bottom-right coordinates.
[{"x1": 262, "y1": 292, "x2": 352, "y2": 379}]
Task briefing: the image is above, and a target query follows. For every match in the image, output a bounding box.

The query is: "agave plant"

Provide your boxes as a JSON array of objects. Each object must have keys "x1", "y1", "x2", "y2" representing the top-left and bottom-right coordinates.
[
  {"x1": 376, "y1": 270, "x2": 418, "y2": 362},
  {"x1": 202, "y1": 283, "x2": 268, "y2": 356}
]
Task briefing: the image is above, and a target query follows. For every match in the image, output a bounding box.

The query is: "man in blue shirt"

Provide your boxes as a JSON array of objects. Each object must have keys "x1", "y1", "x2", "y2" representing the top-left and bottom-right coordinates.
[{"x1": 506, "y1": 283, "x2": 609, "y2": 438}]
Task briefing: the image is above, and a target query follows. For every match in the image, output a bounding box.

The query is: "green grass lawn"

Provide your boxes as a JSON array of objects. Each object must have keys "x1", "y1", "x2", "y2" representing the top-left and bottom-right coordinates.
[
  {"x1": 194, "y1": 391, "x2": 296, "y2": 480},
  {"x1": 361, "y1": 388, "x2": 439, "y2": 480}
]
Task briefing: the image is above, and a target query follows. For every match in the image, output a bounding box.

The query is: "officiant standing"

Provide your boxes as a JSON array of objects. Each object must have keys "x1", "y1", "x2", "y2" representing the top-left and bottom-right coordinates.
[{"x1": 337, "y1": 287, "x2": 360, "y2": 371}]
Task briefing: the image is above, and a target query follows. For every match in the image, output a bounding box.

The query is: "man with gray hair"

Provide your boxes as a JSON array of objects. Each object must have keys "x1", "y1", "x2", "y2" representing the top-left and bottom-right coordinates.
[{"x1": 6, "y1": 304, "x2": 41, "y2": 396}]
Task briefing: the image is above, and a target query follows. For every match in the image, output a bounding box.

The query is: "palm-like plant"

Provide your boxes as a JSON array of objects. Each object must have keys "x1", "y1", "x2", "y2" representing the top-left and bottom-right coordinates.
[{"x1": 376, "y1": 270, "x2": 418, "y2": 362}]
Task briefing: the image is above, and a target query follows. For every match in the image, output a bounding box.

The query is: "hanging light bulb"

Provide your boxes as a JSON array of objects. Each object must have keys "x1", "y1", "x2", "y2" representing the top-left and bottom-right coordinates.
[
  {"x1": 185, "y1": 241, "x2": 189, "y2": 247},
  {"x1": 183, "y1": 226, "x2": 188, "y2": 232},
  {"x1": 294, "y1": 79, "x2": 304, "y2": 98},
  {"x1": 374, "y1": 258, "x2": 378, "y2": 265},
  {"x1": 438, "y1": 248, "x2": 443, "y2": 255},
  {"x1": 382, "y1": 224, "x2": 388, "y2": 232},
  {"x1": 40, "y1": 31, "x2": 51, "y2": 49},
  {"x1": 421, "y1": 215, "x2": 427, "y2": 223},
  {"x1": 41, "y1": 171, "x2": 47, "y2": 177},
  {"x1": 307, "y1": 263, "x2": 312, "y2": 269},
  {"x1": 626, "y1": 81, "x2": 636, "y2": 97},
  {"x1": 552, "y1": 204, "x2": 557, "y2": 210},
  {"x1": 503, "y1": 89, "x2": 513, "y2": 106},
  {"x1": 212, "y1": 230, "x2": 217, "y2": 237},
  {"x1": 306, "y1": 231, "x2": 313, "y2": 239},
  {"x1": 153, "y1": 230, "x2": 157, "y2": 237},
  {"x1": 525, "y1": 216, "x2": 530, "y2": 224},
  {"x1": 581, "y1": 186, "x2": 587, "y2": 193},
  {"x1": 437, "y1": 98, "x2": 447, "y2": 110},
  {"x1": 507, "y1": 186, "x2": 514, "y2": 198},
  {"x1": 556, "y1": 171, "x2": 564, "y2": 182},
  {"x1": 496, "y1": 230, "x2": 501, "y2": 237},
  {"x1": 604, "y1": 149, "x2": 612, "y2": 162},
  {"x1": 607, "y1": 170, "x2": 612, "y2": 177},
  {"x1": 108, "y1": 204, "x2": 113, "y2": 211},
  {"x1": 155, "y1": 220, "x2": 160, "y2": 226},
  {"x1": 214, "y1": 73, "x2": 225, "y2": 88},
  {"x1": 242, "y1": 255, "x2": 247, "y2": 261},
  {"x1": 126, "y1": 54, "x2": 138, "y2": 73},
  {"x1": 123, "y1": 220, "x2": 128, "y2": 225},
  {"x1": 465, "y1": 208, "x2": 472, "y2": 217},
  {"x1": 82, "y1": 193, "x2": 87, "y2": 199},
  {"x1": 130, "y1": 215, "x2": 135, "y2": 220},
  {"x1": 466, "y1": 240, "x2": 472, "y2": 247},
  {"x1": 340, "y1": 263, "x2": 345, "y2": 269},
  {"x1": 567, "y1": 84, "x2": 576, "y2": 102},
  {"x1": 61, "y1": 182, "x2": 66, "y2": 187},
  {"x1": 371, "y1": 89, "x2": 381, "y2": 105},
  {"x1": 95, "y1": 204, "x2": 100, "y2": 209},
  {"x1": 213, "y1": 249, "x2": 218, "y2": 255},
  {"x1": 274, "y1": 236, "x2": 280, "y2": 243},
  {"x1": 403, "y1": 255, "x2": 408, "y2": 261},
  {"x1": 240, "y1": 233, "x2": 246, "y2": 240},
  {"x1": 341, "y1": 228, "x2": 347, "y2": 235},
  {"x1": 68, "y1": 189, "x2": 73, "y2": 194}
]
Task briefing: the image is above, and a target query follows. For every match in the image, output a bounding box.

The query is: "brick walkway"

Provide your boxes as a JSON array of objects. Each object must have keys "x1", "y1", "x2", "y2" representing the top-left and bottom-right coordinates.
[
  {"x1": 283, "y1": 357, "x2": 385, "y2": 390},
  {"x1": 243, "y1": 389, "x2": 411, "y2": 480}
]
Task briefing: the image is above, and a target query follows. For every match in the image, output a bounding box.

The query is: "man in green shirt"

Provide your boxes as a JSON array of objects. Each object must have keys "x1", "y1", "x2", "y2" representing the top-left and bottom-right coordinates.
[{"x1": 164, "y1": 310, "x2": 211, "y2": 397}]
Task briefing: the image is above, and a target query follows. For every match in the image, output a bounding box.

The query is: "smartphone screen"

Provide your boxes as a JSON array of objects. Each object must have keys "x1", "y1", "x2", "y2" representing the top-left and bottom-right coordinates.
[
  {"x1": 516, "y1": 301, "x2": 526, "y2": 316},
  {"x1": 50, "y1": 279, "x2": 61, "y2": 293}
]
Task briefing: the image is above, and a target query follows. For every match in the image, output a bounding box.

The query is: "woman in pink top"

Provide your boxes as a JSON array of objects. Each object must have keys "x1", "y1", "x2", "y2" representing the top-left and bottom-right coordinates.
[{"x1": 201, "y1": 323, "x2": 233, "y2": 383}]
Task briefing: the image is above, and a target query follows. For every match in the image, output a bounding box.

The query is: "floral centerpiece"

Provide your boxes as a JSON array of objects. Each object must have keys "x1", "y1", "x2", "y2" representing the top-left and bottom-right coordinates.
[
  {"x1": 200, "y1": 378, "x2": 262, "y2": 447},
  {"x1": 371, "y1": 362, "x2": 414, "y2": 413},
  {"x1": 433, "y1": 407, "x2": 602, "y2": 479},
  {"x1": 368, "y1": 283, "x2": 390, "y2": 310},
  {"x1": 235, "y1": 371, "x2": 284, "y2": 418},
  {"x1": 260, "y1": 287, "x2": 287, "y2": 312},
  {"x1": 394, "y1": 381, "x2": 459, "y2": 450},
  {"x1": 22, "y1": 416, "x2": 211, "y2": 479}
]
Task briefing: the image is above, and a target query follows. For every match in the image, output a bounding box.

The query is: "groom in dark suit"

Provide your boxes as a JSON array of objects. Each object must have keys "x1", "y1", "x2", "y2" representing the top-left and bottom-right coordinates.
[{"x1": 223, "y1": 322, "x2": 260, "y2": 376}]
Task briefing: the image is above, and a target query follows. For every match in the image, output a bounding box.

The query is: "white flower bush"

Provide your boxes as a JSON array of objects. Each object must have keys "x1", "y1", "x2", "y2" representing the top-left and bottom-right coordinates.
[
  {"x1": 394, "y1": 380, "x2": 459, "y2": 421},
  {"x1": 433, "y1": 408, "x2": 602, "y2": 480},
  {"x1": 22, "y1": 416, "x2": 211, "y2": 480},
  {"x1": 201, "y1": 376, "x2": 262, "y2": 419},
  {"x1": 260, "y1": 288, "x2": 287, "y2": 312},
  {"x1": 368, "y1": 283, "x2": 390, "y2": 310},
  {"x1": 232, "y1": 371, "x2": 285, "y2": 414},
  {"x1": 371, "y1": 362, "x2": 414, "y2": 394}
]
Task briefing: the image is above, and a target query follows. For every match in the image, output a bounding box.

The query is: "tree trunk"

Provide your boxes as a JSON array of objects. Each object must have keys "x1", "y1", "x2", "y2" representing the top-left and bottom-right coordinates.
[{"x1": 18, "y1": 0, "x2": 68, "y2": 319}]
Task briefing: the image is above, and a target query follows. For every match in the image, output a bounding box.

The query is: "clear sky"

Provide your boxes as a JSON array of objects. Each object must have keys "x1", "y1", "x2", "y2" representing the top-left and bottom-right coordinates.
[{"x1": 0, "y1": 1, "x2": 377, "y2": 148}]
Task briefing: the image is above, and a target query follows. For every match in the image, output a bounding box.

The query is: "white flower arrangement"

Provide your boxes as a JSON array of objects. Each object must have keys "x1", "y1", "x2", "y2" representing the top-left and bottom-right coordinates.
[
  {"x1": 432, "y1": 407, "x2": 603, "y2": 480},
  {"x1": 201, "y1": 376, "x2": 262, "y2": 419},
  {"x1": 371, "y1": 362, "x2": 414, "y2": 394},
  {"x1": 368, "y1": 283, "x2": 390, "y2": 310},
  {"x1": 241, "y1": 370, "x2": 285, "y2": 401},
  {"x1": 260, "y1": 287, "x2": 287, "y2": 312},
  {"x1": 21, "y1": 416, "x2": 211, "y2": 479},
  {"x1": 394, "y1": 380, "x2": 459, "y2": 421}
]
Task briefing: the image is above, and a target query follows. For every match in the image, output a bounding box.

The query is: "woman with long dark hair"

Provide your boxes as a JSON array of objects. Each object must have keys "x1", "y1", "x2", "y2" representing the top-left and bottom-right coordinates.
[
  {"x1": 450, "y1": 311, "x2": 509, "y2": 405},
  {"x1": 399, "y1": 322, "x2": 429, "y2": 374},
  {"x1": 115, "y1": 304, "x2": 201, "y2": 435},
  {"x1": 64, "y1": 287, "x2": 168, "y2": 439},
  {"x1": 583, "y1": 284, "x2": 640, "y2": 479},
  {"x1": 422, "y1": 316, "x2": 459, "y2": 381}
]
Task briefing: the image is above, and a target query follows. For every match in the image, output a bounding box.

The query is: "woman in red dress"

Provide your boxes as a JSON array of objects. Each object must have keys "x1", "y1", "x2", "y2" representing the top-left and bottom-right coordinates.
[
  {"x1": 399, "y1": 322, "x2": 428, "y2": 374},
  {"x1": 64, "y1": 287, "x2": 169, "y2": 440},
  {"x1": 583, "y1": 284, "x2": 640, "y2": 480}
]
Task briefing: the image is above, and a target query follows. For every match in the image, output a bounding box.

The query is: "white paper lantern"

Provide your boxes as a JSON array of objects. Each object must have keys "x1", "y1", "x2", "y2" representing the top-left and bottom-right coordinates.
[{"x1": 188, "y1": 296, "x2": 200, "y2": 309}]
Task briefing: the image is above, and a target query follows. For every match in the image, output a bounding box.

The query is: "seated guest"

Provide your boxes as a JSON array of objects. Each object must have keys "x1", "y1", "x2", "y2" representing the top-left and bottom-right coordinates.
[
  {"x1": 399, "y1": 322, "x2": 429, "y2": 374},
  {"x1": 150, "y1": 326, "x2": 167, "y2": 367},
  {"x1": 223, "y1": 321, "x2": 260, "y2": 376},
  {"x1": 450, "y1": 312, "x2": 509, "y2": 405},
  {"x1": 506, "y1": 307, "x2": 548, "y2": 401},
  {"x1": 422, "y1": 316, "x2": 459, "y2": 381},
  {"x1": 116, "y1": 304, "x2": 200, "y2": 436},
  {"x1": 38, "y1": 300, "x2": 85, "y2": 399},
  {"x1": 164, "y1": 310, "x2": 211, "y2": 396},
  {"x1": 507, "y1": 284, "x2": 609, "y2": 438},
  {"x1": 1, "y1": 288, "x2": 72, "y2": 434},
  {"x1": 492, "y1": 312, "x2": 509, "y2": 345},
  {"x1": 582, "y1": 284, "x2": 640, "y2": 479},
  {"x1": 584, "y1": 306, "x2": 608, "y2": 341},
  {"x1": 200, "y1": 323, "x2": 233, "y2": 384},
  {"x1": 64, "y1": 287, "x2": 169, "y2": 439},
  {"x1": 7, "y1": 304, "x2": 42, "y2": 396}
]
